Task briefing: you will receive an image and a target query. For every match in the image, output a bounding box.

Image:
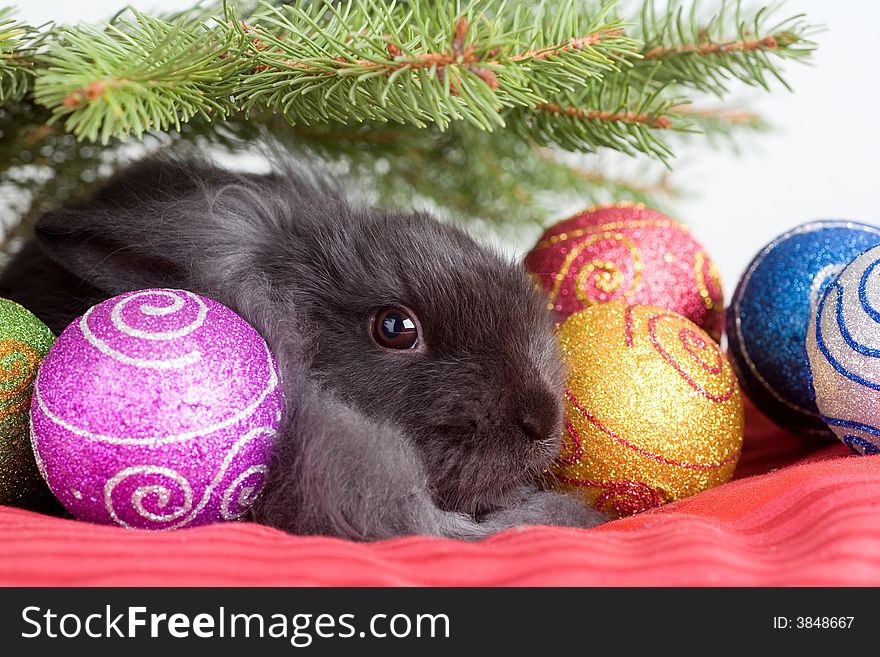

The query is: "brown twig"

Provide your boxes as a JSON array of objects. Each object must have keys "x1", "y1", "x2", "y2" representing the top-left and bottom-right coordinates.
[
  {"x1": 643, "y1": 35, "x2": 779, "y2": 59},
  {"x1": 535, "y1": 102, "x2": 672, "y2": 129},
  {"x1": 242, "y1": 18, "x2": 622, "y2": 93},
  {"x1": 510, "y1": 29, "x2": 625, "y2": 61}
]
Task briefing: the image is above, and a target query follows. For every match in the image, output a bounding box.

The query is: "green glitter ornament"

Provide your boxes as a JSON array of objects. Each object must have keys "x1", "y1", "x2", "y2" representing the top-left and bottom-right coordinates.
[{"x1": 0, "y1": 297, "x2": 56, "y2": 508}]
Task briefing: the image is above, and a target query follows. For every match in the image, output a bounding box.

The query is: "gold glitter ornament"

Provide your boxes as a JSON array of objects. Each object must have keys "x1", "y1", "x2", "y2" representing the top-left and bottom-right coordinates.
[
  {"x1": 549, "y1": 302, "x2": 744, "y2": 517},
  {"x1": 0, "y1": 297, "x2": 55, "y2": 508}
]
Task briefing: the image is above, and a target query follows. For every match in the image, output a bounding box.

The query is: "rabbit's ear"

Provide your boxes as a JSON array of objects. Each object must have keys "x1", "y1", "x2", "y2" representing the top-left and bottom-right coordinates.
[
  {"x1": 34, "y1": 157, "x2": 239, "y2": 295},
  {"x1": 35, "y1": 205, "x2": 189, "y2": 295}
]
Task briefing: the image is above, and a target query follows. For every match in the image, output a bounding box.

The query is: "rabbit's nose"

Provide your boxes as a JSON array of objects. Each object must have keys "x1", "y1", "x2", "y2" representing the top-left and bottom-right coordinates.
[
  {"x1": 516, "y1": 414, "x2": 548, "y2": 442},
  {"x1": 510, "y1": 381, "x2": 563, "y2": 443}
]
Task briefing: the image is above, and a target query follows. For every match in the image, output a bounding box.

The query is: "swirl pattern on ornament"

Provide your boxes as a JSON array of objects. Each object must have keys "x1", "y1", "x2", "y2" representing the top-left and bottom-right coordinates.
[
  {"x1": 221, "y1": 465, "x2": 269, "y2": 520},
  {"x1": 564, "y1": 389, "x2": 737, "y2": 470},
  {"x1": 558, "y1": 475, "x2": 661, "y2": 516},
  {"x1": 693, "y1": 251, "x2": 723, "y2": 311},
  {"x1": 104, "y1": 465, "x2": 194, "y2": 528},
  {"x1": 814, "y1": 256, "x2": 880, "y2": 390},
  {"x1": 80, "y1": 289, "x2": 207, "y2": 369},
  {"x1": 110, "y1": 289, "x2": 208, "y2": 340},
  {"x1": 549, "y1": 232, "x2": 644, "y2": 307},
  {"x1": 0, "y1": 338, "x2": 40, "y2": 418},
  {"x1": 553, "y1": 423, "x2": 662, "y2": 515},
  {"x1": 592, "y1": 481, "x2": 662, "y2": 516},
  {"x1": 32, "y1": 340, "x2": 279, "y2": 446},
  {"x1": 626, "y1": 306, "x2": 736, "y2": 402},
  {"x1": 554, "y1": 420, "x2": 583, "y2": 466},
  {"x1": 533, "y1": 212, "x2": 674, "y2": 250},
  {"x1": 103, "y1": 426, "x2": 276, "y2": 529},
  {"x1": 819, "y1": 415, "x2": 880, "y2": 455},
  {"x1": 808, "y1": 263, "x2": 846, "y2": 316},
  {"x1": 843, "y1": 435, "x2": 880, "y2": 455}
]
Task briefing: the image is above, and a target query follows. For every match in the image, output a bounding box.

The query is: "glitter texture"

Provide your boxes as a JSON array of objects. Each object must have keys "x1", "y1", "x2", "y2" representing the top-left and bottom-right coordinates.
[
  {"x1": 807, "y1": 245, "x2": 880, "y2": 454},
  {"x1": 30, "y1": 289, "x2": 285, "y2": 530},
  {"x1": 0, "y1": 297, "x2": 55, "y2": 507},
  {"x1": 727, "y1": 220, "x2": 880, "y2": 437},
  {"x1": 524, "y1": 203, "x2": 724, "y2": 341},
  {"x1": 549, "y1": 302, "x2": 743, "y2": 517}
]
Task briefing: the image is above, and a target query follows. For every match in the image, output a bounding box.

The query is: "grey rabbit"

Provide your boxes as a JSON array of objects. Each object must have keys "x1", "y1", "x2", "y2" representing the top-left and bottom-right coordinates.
[{"x1": 0, "y1": 156, "x2": 605, "y2": 539}]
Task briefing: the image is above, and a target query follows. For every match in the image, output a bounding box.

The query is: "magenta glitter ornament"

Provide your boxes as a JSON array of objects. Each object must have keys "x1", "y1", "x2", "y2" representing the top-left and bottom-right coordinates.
[
  {"x1": 525, "y1": 204, "x2": 724, "y2": 341},
  {"x1": 29, "y1": 289, "x2": 284, "y2": 530}
]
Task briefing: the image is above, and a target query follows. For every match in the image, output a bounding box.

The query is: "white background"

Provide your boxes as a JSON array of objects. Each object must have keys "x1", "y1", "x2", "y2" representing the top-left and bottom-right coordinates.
[{"x1": 18, "y1": 1, "x2": 880, "y2": 287}]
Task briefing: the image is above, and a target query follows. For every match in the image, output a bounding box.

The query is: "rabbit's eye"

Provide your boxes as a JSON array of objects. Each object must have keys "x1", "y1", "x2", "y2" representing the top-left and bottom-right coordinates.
[{"x1": 371, "y1": 307, "x2": 420, "y2": 350}]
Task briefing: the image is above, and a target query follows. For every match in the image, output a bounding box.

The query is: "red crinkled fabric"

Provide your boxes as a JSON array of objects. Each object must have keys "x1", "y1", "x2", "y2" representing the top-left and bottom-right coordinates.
[{"x1": 1, "y1": 400, "x2": 877, "y2": 586}]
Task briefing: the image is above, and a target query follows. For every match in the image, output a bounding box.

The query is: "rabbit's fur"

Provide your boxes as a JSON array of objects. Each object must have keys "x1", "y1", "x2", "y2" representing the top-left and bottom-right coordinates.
[{"x1": 0, "y1": 156, "x2": 605, "y2": 539}]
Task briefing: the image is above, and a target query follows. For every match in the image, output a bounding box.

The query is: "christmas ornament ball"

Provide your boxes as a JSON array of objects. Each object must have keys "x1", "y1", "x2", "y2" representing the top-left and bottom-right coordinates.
[
  {"x1": 549, "y1": 302, "x2": 744, "y2": 517},
  {"x1": 807, "y1": 245, "x2": 880, "y2": 455},
  {"x1": 727, "y1": 220, "x2": 880, "y2": 437},
  {"x1": 30, "y1": 289, "x2": 284, "y2": 529},
  {"x1": 0, "y1": 297, "x2": 55, "y2": 506},
  {"x1": 525, "y1": 204, "x2": 724, "y2": 340}
]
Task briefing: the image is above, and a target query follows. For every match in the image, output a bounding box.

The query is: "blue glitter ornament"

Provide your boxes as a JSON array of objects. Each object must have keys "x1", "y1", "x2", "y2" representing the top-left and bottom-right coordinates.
[{"x1": 727, "y1": 220, "x2": 880, "y2": 437}]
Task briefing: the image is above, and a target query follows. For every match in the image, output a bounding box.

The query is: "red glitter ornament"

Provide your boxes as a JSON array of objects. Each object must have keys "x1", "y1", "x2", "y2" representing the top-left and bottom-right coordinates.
[{"x1": 525, "y1": 203, "x2": 724, "y2": 341}]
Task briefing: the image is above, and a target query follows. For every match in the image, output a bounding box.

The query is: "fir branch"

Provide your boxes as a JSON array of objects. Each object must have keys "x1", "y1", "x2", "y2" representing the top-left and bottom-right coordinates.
[
  {"x1": 506, "y1": 70, "x2": 689, "y2": 159},
  {"x1": 633, "y1": 0, "x2": 816, "y2": 94},
  {"x1": 0, "y1": 8, "x2": 40, "y2": 102},
  {"x1": 533, "y1": 101, "x2": 673, "y2": 130},
  {"x1": 233, "y1": 0, "x2": 638, "y2": 131},
  {"x1": 0, "y1": 0, "x2": 820, "y2": 251},
  {"x1": 5, "y1": 0, "x2": 815, "y2": 159},
  {"x1": 33, "y1": 9, "x2": 244, "y2": 143}
]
